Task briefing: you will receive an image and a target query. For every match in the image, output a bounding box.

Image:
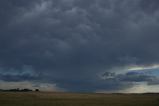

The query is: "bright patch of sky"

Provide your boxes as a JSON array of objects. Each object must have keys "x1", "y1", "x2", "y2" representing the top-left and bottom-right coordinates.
[{"x1": 109, "y1": 64, "x2": 159, "y2": 76}]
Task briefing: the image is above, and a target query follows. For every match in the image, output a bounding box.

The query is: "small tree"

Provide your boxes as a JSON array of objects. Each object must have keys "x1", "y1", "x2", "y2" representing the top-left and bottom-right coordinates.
[{"x1": 35, "y1": 89, "x2": 39, "y2": 92}]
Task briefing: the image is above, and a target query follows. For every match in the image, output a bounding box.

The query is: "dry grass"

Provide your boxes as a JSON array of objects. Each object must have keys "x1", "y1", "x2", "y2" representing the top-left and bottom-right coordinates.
[{"x1": 0, "y1": 92, "x2": 159, "y2": 106}]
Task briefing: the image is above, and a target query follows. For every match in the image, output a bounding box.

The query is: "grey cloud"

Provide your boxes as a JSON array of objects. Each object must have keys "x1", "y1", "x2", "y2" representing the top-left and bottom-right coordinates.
[
  {"x1": 0, "y1": 66, "x2": 40, "y2": 82},
  {"x1": 0, "y1": 80, "x2": 62, "y2": 91},
  {"x1": 140, "y1": 0, "x2": 159, "y2": 13},
  {"x1": 102, "y1": 71, "x2": 159, "y2": 86},
  {"x1": 118, "y1": 72, "x2": 155, "y2": 83},
  {"x1": 0, "y1": 0, "x2": 159, "y2": 92}
]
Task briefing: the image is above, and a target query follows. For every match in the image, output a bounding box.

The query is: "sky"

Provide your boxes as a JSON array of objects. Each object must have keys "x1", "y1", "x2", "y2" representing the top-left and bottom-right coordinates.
[{"x1": 0, "y1": 0, "x2": 159, "y2": 93}]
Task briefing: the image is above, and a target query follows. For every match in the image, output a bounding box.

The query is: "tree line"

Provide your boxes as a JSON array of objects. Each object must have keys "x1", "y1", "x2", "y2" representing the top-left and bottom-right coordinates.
[{"x1": 0, "y1": 88, "x2": 39, "y2": 92}]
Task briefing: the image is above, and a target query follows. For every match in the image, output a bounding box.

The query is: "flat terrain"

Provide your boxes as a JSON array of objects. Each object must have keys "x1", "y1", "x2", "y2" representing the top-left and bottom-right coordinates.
[{"x1": 0, "y1": 92, "x2": 159, "y2": 106}]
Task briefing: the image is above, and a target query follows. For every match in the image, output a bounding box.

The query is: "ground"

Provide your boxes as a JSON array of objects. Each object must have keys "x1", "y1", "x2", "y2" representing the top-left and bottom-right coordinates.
[{"x1": 0, "y1": 92, "x2": 159, "y2": 106}]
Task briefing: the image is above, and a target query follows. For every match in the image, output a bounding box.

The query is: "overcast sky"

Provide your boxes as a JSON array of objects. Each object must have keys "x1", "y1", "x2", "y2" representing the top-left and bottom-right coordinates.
[{"x1": 0, "y1": 0, "x2": 159, "y2": 93}]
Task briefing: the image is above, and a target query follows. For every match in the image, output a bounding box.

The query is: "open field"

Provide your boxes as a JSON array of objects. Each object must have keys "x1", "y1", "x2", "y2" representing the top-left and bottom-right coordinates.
[{"x1": 0, "y1": 92, "x2": 159, "y2": 106}]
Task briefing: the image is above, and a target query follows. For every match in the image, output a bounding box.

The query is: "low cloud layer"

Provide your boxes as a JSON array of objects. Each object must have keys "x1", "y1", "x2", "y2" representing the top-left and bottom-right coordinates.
[
  {"x1": 0, "y1": 80, "x2": 62, "y2": 91},
  {"x1": 0, "y1": 0, "x2": 159, "y2": 92}
]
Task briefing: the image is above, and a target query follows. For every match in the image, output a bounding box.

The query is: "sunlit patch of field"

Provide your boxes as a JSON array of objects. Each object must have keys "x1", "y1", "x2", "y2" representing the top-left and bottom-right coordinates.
[{"x1": 0, "y1": 92, "x2": 159, "y2": 106}]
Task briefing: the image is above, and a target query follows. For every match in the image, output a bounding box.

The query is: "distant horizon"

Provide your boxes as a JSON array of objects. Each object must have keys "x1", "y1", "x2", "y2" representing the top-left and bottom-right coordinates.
[{"x1": 1, "y1": 88, "x2": 159, "y2": 94}]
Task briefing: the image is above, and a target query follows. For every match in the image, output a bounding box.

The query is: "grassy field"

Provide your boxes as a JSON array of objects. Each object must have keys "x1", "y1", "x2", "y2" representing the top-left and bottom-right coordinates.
[{"x1": 0, "y1": 92, "x2": 159, "y2": 106}]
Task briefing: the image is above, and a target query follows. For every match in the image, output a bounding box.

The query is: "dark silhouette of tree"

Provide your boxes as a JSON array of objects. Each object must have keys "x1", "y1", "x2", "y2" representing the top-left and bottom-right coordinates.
[
  {"x1": 35, "y1": 89, "x2": 39, "y2": 92},
  {"x1": 0, "y1": 88, "x2": 33, "y2": 92},
  {"x1": 21, "y1": 89, "x2": 33, "y2": 92}
]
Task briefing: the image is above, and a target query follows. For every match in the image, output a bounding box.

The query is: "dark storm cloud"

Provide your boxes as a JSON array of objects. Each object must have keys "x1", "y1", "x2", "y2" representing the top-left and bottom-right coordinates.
[
  {"x1": 102, "y1": 71, "x2": 157, "y2": 84},
  {"x1": 140, "y1": 0, "x2": 159, "y2": 13},
  {"x1": 1, "y1": 0, "x2": 159, "y2": 92},
  {"x1": 0, "y1": 66, "x2": 40, "y2": 81}
]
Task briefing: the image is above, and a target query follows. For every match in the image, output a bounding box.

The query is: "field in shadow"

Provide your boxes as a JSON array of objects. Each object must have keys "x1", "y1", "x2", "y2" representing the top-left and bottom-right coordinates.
[{"x1": 0, "y1": 92, "x2": 159, "y2": 106}]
